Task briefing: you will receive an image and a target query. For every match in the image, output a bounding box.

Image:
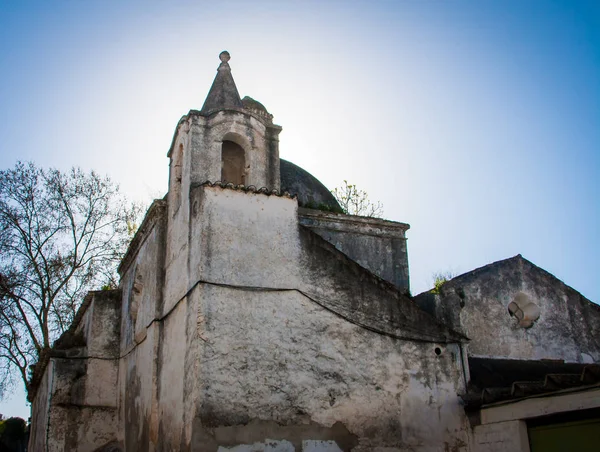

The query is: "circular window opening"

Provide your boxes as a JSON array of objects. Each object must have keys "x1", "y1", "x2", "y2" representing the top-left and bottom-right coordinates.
[{"x1": 434, "y1": 347, "x2": 442, "y2": 356}]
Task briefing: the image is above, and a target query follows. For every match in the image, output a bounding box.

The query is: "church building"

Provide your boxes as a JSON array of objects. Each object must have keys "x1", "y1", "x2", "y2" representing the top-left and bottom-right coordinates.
[{"x1": 28, "y1": 52, "x2": 600, "y2": 452}]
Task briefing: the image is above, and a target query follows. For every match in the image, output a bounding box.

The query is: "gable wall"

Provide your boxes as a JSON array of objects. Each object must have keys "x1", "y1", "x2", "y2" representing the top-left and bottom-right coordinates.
[{"x1": 416, "y1": 258, "x2": 600, "y2": 363}]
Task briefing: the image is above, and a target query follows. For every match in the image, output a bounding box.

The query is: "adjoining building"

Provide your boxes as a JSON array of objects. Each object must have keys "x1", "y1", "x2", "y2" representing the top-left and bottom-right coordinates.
[{"x1": 28, "y1": 52, "x2": 600, "y2": 452}]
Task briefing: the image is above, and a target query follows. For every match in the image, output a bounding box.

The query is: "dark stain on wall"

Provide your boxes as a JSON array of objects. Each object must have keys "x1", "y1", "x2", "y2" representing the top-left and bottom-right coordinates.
[{"x1": 125, "y1": 365, "x2": 150, "y2": 452}]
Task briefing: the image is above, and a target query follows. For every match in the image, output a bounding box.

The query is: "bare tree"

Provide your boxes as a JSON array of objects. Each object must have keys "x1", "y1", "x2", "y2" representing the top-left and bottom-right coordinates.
[
  {"x1": 0, "y1": 162, "x2": 139, "y2": 397},
  {"x1": 331, "y1": 180, "x2": 384, "y2": 218}
]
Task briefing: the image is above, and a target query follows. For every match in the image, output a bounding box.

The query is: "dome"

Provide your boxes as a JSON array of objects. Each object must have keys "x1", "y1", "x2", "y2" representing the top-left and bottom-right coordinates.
[
  {"x1": 280, "y1": 159, "x2": 342, "y2": 212},
  {"x1": 242, "y1": 96, "x2": 269, "y2": 113},
  {"x1": 241, "y1": 96, "x2": 273, "y2": 123}
]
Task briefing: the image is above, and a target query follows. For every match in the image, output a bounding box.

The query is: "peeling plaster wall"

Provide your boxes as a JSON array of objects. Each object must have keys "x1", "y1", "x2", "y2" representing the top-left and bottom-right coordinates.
[
  {"x1": 189, "y1": 187, "x2": 460, "y2": 344},
  {"x1": 120, "y1": 202, "x2": 167, "y2": 351},
  {"x1": 42, "y1": 403, "x2": 119, "y2": 452},
  {"x1": 28, "y1": 291, "x2": 122, "y2": 452},
  {"x1": 415, "y1": 257, "x2": 600, "y2": 363},
  {"x1": 188, "y1": 186, "x2": 302, "y2": 290},
  {"x1": 119, "y1": 324, "x2": 160, "y2": 452},
  {"x1": 186, "y1": 285, "x2": 469, "y2": 451},
  {"x1": 150, "y1": 185, "x2": 471, "y2": 451},
  {"x1": 29, "y1": 360, "x2": 54, "y2": 451},
  {"x1": 118, "y1": 202, "x2": 167, "y2": 451},
  {"x1": 156, "y1": 297, "x2": 188, "y2": 451}
]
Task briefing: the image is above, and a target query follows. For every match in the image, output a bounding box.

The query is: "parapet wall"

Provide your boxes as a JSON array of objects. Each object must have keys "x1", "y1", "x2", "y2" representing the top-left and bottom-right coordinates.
[{"x1": 298, "y1": 208, "x2": 410, "y2": 293}]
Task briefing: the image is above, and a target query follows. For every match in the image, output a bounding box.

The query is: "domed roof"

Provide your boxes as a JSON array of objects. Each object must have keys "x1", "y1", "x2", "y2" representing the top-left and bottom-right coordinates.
[
  {"x1": 241, "y1": 96, "x2": 274, "y2": 123},
  {"x1": 242, "y1": 96, "x2": 268, "y2": 113},
  {"x1": 280, "y1": 159, "x2": 342, "y2": 212}
]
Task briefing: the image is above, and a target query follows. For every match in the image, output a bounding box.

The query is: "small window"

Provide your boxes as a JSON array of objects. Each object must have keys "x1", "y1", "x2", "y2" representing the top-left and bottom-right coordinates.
[{"x1": 221, "y1": 141, "x2": 245, "y2": 185}]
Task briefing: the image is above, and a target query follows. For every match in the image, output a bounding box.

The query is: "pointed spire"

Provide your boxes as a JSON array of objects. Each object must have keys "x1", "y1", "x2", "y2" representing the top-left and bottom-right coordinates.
[{"x1": 200, "y1": 51, "x2": 243, "y2": 114}]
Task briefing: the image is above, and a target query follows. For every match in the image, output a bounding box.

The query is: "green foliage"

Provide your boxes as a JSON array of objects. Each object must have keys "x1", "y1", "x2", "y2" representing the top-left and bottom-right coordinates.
[
  {"x1": 127, "y1": 219, "x2": 139, "y2": 238},
  {"x1": 317, "y1": 202, "x2": 343, "y2": 214},
  {"x1": 331, "y1": 180, "x2": 384, "y2": 218},
  {"x1": 431, "y1": 271, "x2": 456, "y2": 295},
  {"x1": 431, "y1": 278, "x2": 446, "y2": 295},
  {"x1": 303, "y1": 200, "x2": 317, "y2": 210},
  {"x1": 300, "y1": 200, "x2": 343, "y2": 214}
]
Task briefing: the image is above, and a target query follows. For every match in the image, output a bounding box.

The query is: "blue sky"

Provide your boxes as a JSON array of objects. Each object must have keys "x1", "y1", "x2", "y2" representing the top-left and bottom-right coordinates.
[{"x1": 0, "y1": 0, "x2": 599, "y2": 418}]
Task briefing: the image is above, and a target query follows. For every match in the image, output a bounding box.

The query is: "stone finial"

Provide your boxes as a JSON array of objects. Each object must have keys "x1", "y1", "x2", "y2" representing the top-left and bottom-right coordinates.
[
  {"x1": 200, "y1": 50, "x2": 243, "y2": 114},
  {"x1": 219, "y1": 51, "x2": 231, "y2": 63}
]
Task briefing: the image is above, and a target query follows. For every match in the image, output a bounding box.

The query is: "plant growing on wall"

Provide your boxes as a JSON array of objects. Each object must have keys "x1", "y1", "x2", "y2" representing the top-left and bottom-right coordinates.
[
  {"x1": 0, "y1": 162, "x2": 140, "y2": 398},
  {"x1": 431, "y1": 271, "x2": 456, "y2": 294},
  {"x1": 331, "y1": 180, "x2": 384, "y2": 218}
]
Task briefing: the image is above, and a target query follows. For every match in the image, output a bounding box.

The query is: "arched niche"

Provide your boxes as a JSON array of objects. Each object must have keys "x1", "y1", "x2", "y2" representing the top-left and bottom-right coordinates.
[{"x1": 221, "y1": 140, "x2": 246, "y2": 185}]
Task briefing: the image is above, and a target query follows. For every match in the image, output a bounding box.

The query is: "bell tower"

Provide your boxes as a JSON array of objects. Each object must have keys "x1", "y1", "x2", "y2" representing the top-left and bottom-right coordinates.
[
  {"x1": 166, "y1": 51, "x2": 282, "y2": 217},
  {"x1": 163, "y1": 51, "x2": 284, "y2": 308}
]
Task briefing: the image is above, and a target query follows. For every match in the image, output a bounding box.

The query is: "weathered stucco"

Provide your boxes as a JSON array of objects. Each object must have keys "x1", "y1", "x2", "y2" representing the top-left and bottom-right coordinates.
[
  {"x1": 168, "y1": 109, "x2": 281, "y2": 196},
  {"x1": 188, "y1": 286, "x2": 468, "y2": 451},
  {"x1": 298, "y1": 208, "x2": 410, "y2": 293},
  {"x1": 118, "y1": 199, "x2": 167, "y2": 451},
  {"x1": 154, "y1": 184, "x2": 469, "y2": 451},
  {"x1": 52, "y1": 182, "x2": 466, "y2": 451},
  {"x1": 28, "y1": 291, "x2": 121, "y2": 452},
  {"x1": 414, "y1": 255, "x2": 600, "y2": 363},
  {"x1": 28, "y1": 359, "x2": 54, "y2": 451}
]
